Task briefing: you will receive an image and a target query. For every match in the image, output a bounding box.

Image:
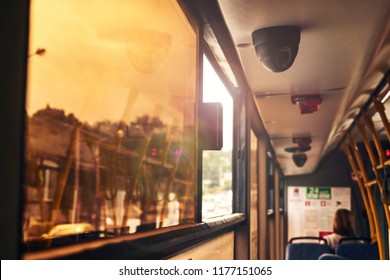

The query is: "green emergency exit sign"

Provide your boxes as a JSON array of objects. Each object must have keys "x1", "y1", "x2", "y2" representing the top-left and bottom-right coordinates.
[{"x1": 306, "y1": 187, "x2": 331, "y2": 200}]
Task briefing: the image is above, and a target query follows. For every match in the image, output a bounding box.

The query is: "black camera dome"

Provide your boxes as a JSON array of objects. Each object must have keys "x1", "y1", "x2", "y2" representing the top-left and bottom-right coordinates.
[
  {"x1": 252, "y1": 26, "x2": 301, "y2": 72},
  {"x1": 292, "y1": 153, "x2": 307, "y2": 168}
]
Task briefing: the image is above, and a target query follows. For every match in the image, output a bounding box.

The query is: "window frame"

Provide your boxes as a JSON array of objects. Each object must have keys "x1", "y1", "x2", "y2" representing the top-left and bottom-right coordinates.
[
  {"x1": 12, "y1": 0, "x2": 248, "y2": 260},
  {"x1": 0, "y1": 0, "x2": 252, "y2": 260}
]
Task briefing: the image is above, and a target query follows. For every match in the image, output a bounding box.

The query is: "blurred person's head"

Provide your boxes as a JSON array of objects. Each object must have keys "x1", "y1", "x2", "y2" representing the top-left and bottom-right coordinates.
[{"x1": 333, "y1": 208, "x2": 356, "y2": 236}]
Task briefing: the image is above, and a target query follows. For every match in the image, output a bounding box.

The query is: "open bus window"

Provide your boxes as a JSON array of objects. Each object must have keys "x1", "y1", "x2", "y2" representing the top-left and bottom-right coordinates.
[
  {"x1": 202, "y1": 56, "x2": 233, "y2": 219},
  {"x1": 23, "y1": 0, "x2": 197, "y2": 251}
]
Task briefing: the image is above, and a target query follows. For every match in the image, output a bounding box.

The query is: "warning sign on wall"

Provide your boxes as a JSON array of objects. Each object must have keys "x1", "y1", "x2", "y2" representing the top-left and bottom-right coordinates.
[{"x1": 287, "y1": 186, "x2": 350, "y2": 240}]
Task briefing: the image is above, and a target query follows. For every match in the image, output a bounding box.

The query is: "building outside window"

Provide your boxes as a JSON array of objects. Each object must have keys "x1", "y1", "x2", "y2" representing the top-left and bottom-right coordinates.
[
  {"x1": 24, "y1": 0, "x2": 198, "y2": 250},
  {"x1": 202, "y1": 56, "x2": 233, "y2": 219}
]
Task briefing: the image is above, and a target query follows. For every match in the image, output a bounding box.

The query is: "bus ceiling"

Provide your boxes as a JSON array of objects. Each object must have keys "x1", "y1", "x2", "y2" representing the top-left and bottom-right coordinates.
[{"x1": 193, "y1": 0, "x2": 390, "y2": 176}]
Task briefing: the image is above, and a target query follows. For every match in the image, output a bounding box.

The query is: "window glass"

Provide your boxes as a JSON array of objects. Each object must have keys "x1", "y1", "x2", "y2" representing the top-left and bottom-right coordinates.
[
  {"x1": 250, "y1": 130, "x2": 259, "y2": 259},
  {"x1": 202, "y1": 56, "x2": 233, "y2": 219},
  {"x1": 24, "y1": 0, "x2": 197, "y2": 250},
  {"x1": 267, "y1": 155, "x2": 275, "y2": 215}
]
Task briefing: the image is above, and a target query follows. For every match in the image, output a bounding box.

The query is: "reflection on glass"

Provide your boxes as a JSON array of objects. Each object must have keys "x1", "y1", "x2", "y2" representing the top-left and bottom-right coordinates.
[
  {"x1": 202, "y1": 56, "x2": 233, "y2": 219},
  {"x1": 23, "y1": 0, "x2": 197, "y2": 251},
  {"x1": 250, "y1": 130, "x2": 259, "y2": 259}
]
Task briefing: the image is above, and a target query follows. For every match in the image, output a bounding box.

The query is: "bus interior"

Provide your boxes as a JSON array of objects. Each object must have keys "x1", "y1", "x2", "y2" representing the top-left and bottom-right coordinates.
[{"x1": 1, "y1": 0, "x2": 390, "y2": 260}]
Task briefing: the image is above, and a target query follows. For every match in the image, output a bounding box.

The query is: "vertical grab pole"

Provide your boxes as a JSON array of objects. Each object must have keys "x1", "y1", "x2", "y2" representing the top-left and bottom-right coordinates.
[
  {"x1": 363, "y1": 113, "x2": 387, "y2": 168},
  {"x1": 346, "y1": 135, "x2": 385, "y2": 259},
  {"x1": 362, "y1": 111, "x2": 390, "y2": 229},
  {"x1": 373, "y1": 99, "x2": 390, "y2": 145},
  {"x1": 342, "y1": 143, "x2": 376, "y2": 243},
  {"x1": 356, "y1": 121, "x2": 379, "y2": 176}
]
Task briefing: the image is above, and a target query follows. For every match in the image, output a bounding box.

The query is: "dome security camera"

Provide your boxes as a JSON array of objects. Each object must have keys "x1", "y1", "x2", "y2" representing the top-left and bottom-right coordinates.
[
  {"x1": 252, "y1": 26, "x2": 301, "y2": 72},
  {"x1": 292, "y1": 153, "x2": 307, "y2": 167}
]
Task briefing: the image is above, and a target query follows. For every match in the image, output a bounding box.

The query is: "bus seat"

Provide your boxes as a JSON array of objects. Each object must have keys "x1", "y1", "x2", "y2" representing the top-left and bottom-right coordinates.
[
  {"x1": 318, "y1": 253, "x2": 347, "y2": 260},
  {"x1": 286, "y1": 237, "x2": 332, "y2": 260},
  {"x1": 335, "y1": 238, "x2": 379, "y2": 260}
]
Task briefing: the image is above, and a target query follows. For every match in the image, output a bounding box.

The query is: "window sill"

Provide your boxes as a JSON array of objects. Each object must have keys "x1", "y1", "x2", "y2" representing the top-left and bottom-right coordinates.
[{"x1": 23, "y1": 213, "x2": 245, "y2": 260}]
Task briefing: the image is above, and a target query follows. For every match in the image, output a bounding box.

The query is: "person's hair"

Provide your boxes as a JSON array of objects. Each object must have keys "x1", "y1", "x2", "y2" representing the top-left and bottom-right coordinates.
[{"x1": 333, "y1": 208, "x2": 356, "y2": 236}]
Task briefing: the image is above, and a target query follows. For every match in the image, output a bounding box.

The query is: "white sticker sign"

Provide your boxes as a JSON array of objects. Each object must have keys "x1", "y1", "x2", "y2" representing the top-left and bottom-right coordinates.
[{"x1": 287, "y1": 186, "x2": 351, "y2": 240}]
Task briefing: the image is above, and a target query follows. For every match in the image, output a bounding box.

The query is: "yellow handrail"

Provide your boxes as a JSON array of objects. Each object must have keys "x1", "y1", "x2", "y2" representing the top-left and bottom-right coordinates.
[
  {"x1": 341, "y1": 143, "x2": 377, "y2": 243},
  {"x1": 344, "y1": 136, "x2": 385, "y2": 260}
]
